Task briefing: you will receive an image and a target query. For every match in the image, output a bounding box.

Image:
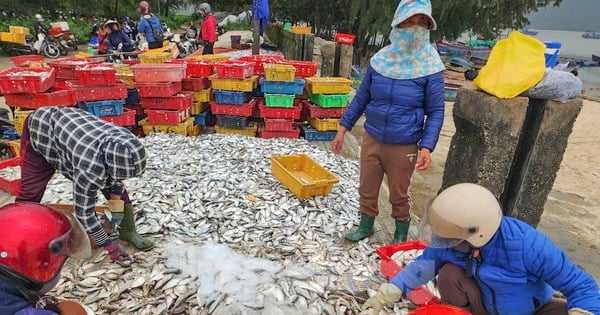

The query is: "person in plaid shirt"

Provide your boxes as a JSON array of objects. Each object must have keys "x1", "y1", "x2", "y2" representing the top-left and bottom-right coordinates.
[{"x1": 16, "y1": 107, "x2": 154, "y2": 263}]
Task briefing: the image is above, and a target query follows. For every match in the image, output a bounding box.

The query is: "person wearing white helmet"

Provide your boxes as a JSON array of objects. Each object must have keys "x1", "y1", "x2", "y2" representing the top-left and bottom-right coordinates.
[
  {"x1": 33, "y1": 14, "x2": 47, "y2": 38},
  {"x1": 363, "y1": 183, "x2": 600, "y2": 315},
  {"x1": 197, "y1": 2, "x2": 216, "y2": 54}
]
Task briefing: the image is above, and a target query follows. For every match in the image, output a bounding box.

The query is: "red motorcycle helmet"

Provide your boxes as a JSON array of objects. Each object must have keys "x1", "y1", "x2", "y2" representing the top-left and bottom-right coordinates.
[
  {"x1": 138, "y1": 1, "x2": 150, "y2": 14},
  {"x1": 0, "y1": 202, "x2": 91, "y2": 285}
]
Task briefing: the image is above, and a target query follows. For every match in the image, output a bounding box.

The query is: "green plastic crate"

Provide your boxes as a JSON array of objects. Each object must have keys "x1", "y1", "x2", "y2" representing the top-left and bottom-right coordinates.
[
  {"x1": 308, "y1": 92, "x2": 350, "y2": 108},
  {"x1": 265, "y1": 93, "x2": 295, "y2": 108}
]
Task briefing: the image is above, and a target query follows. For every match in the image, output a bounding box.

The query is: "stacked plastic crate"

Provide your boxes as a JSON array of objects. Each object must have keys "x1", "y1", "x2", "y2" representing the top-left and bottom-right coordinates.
[
  {"x1": 115, "y1": 64, "x2": 145, "y2": 137},
  {"x1": 302, "y1": 77, "x2": 353, "y2": 141},
  {"x1": 130, "y1": 63, "x2": 195, "y2": 136},
  {"x1": 209, "y1": 60, "x2": 259, "y2": 137}
]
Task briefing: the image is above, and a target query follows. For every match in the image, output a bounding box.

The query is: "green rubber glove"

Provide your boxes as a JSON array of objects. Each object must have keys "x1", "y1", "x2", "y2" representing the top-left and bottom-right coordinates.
[{"x1": 362, "y1": 283, "x2": 403, "y2": 314}]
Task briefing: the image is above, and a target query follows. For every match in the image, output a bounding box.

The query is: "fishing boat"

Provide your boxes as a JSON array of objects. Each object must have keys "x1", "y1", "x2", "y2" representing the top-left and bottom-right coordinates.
[
  {"x1": 435, "y1": 40, "x2": 492, "y2": 60},
  {"x1": 592, "y1": 54, "x2": 600, "y2": 62},
  {"x1": 520, "y1": 29, "x2": 538, "y2": 36},
  {"x1": 444, "y1": 82, "x2": 462, "y2": 101},
  {"x1": 582, "y1": 30, "x2": 600, "y2": 39}
]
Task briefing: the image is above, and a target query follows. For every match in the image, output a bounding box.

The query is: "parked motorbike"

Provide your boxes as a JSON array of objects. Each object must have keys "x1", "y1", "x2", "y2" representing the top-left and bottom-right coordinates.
[{"x1": 1, "y1": 33, "x2": 61, "y2": 59}]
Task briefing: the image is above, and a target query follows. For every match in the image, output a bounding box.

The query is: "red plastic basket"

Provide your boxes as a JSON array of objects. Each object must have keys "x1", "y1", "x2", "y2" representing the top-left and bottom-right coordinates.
[
  {"x1": 64, "y1": 81, "x2": 128, "y2": 102},
  {"x1": 168, "y1": 59, "x2": 215, "y2": 77},
  {"x1": 215, "y1": 60, "x2": 254, "y2": 79},
  {"x1": 0, "y1": 67, "x2": 56, "y2": 94},
  {"x1": 4, "y1": 88, "x2": 76, "y2": 109},
  {"x1": 47, "y1": 57, "x2": 105, "y2": 79},
  {"x1": 124, "y1": 104, "x2": 145, "y2": 116},
  {"x1": 258, "y1": 100, "x2": 303, "y2": 119},
  {"x1": 100, "y1": 107, "x2": 136, "y2": 126},
  {"x1": 135, "y1": 81, "x2": 182, "y2": 97},
  {"x1": 264, "y1": 118, "x2": 295, "y2": 131},
  {"x1": 130, "y1": 63, "x2": 187, "y2": 83},
  {"x1": 145, "y1": 106, "x2": 191, "y2": 125},
  {"x1": 258, "y1": 124, "x2": 300, "y2": 139},
  {"x1": 335, "y1": 32, "x2": 356, "y2": 45},
  {"x1": 304, "y1": 100, "x2": 347, "y2": 119},
  {"x1": 238, "y1": 55, "x2": 285, "y2": 75},
  {"x1": 75, "y1": 64, "x2": 117, "y2": 86},
  {"x1": 376, "y1": 241, "x2": 440, "y2": 307},
  {"x1": 140, "y1": 92, "x2": 194, "y2": 110},
  {"x1": 282, "y1": 60, "x2": 319, "y2": 77},
  {"x1": 408, "y1": 305, "x2": 471, "y2": 315},
  {"x1": 10, "y1": 55, "x2": 45, "y2": 67},
  {"x1": 49, "y1": 26, "x2": 63, "y2": 36},
  {"x1": 210, "y1": 99, "x2": 257, "y2": 117},
  {"x1": 0, "y1": 157, "x2": 21, "y2": 196},
  {"x1": 182, "y1": 77, "x2": 210, "y2": 91}
]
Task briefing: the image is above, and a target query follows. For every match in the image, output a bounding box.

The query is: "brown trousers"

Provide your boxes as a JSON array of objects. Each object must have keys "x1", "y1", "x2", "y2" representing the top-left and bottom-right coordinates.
[
  {"x1": 438, "y1": 263, "x2": 568, "y2": 315},
  {"x1": 359, "y1": 133, "x2": 417, "y2": 220}
]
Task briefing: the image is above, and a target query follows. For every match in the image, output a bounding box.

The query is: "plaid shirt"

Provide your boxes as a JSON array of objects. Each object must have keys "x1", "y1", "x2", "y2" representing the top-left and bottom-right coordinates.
[{"x1": 27, "y1": 107, "x2": 146, "y2": 246}]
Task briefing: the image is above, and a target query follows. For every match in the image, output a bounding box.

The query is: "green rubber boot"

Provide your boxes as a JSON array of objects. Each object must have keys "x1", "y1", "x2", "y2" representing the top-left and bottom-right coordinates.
[
  {"x1": 345, "y1": 215, "x2": 375, "y2": 242},
  {"x1": 393, "y1": 219, "x2": 411, "y2": 243},
  {"x1": 119, "y1": 204, "x2": 154, "y2": 251}
]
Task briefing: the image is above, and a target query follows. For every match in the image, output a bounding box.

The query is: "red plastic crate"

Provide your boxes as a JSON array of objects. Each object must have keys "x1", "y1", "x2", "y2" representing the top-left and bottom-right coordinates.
[
  {"x1": 182, "y1": 77, "x2": 210, "y2": 91},
  {"x1": 258, "y1": 100, "x2": 303, "y2": 119},
  {"x1": 238, "y1": 55, "x2": 285, "y2": 75},
  {"x1": 130, "y1": 63, "x2": 187, "y2": 83},
  {"x1": 258, "y1": 124, "x2": 300, "y2": 139},
  {"x1": 140, "y1": 92, "x2": 194, "y2": 110},
  {"x1": 282, "y1": 60, "x2": 319, "y2": 77},
  {"x1": 264, "y1": 118, "x2": 295, "y2": 131},
  {"x1": 335, "y1": 32, "x2": 356, "y2": 45},
  {"x1": 215, "y1": 60, "x2": 254, "y2": 79},
  {"x1": 75, "y1": 64, "x2": 117, "y2": 86},
  {"x1": 304, "y1": 100, "x2": 347, "y2": 118},
  {"x1": 47, "y1": 57, "x2": 105, "y2": 79},
  {"x1": 376, "y1": 241, "x2": 441, "y2": 307},
  {"x1": 124, "y1": 104, "x2": 145, "y2": 116},
  {"x1": 0, "y1": 157, "x2": 21, "y2": 196},
  {"x1": 210, "y1": 99, "x2": 257, "y2": 117},
  {"x1": 4, "y1": 88, "x2": 76, "y2": 108},
  {"x1": 168, "y1": 59, "x2": 215, "y2": 77},
  {"x1": 100, "y1": 107, "x2": 136, "y2": 126},
  {"x1": 0, "y1": 67, "x2": 56, "y2": 94},
  {"x1": 64, "y1": 81, "x2": 128, "y2": 102},
  {"x1": 145, "y1": 106, "x2": 191, "y2": 125},
  {"x1": 10, "y1": 55, "x2": 45, "y2": 67},
  {"x1": 135, "y1": 81, "x2": 182, "y2": 97}
]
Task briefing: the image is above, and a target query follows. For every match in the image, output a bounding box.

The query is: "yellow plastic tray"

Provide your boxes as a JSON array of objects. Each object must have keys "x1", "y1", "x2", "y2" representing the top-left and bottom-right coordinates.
[
  {"x1": 139, "y1": 117, "x2": 194, "y2": 136},
  {"x1": 139, "y1": 52, "x2": 172, "y2": 64},
  {"x1": 193, "y1": 89, "x2": 212, "y2": 103},
  {"x1": 188, "y1": 124, "x2": 203, "y2": 136},
  {"x1": 307, "y1": 117, "x2": 340, "y2": 131},
  {"x1": 116, "y1": 73, "x2": 135, "y2": 88},
  {"x1": 291, "y1": 26, "x2": 312, "y2": 34},
  {"x1": 9, "y1": 26, "x2": 30, "y2": 35},
  {"x1": 190, "y1": 101, "x2": 209, "y2": 115},
  {"x1": 264, "y1": 64, "x2": 296, "y2": 82},
  {"x1": 14, "y1": 108, "x2": 33, "y2": 122},
  {"x1": 9, "y1": 140, "x2": 20, "y2": 157},
  {"x1": 10, "y1": 119, "x2": 24, "y2": 135},
  {"x1": 270, "y1": 153, "x2": 339, "y2": 198},
  {"x1": 1, "y1": 32, "x2": 26, "y2": 45},
  {"x1": 305, "y1": 77, "x2": 352, "y2": 94},
  {"x1": 209, "y1": 75, "x2": 259, "y2": 92},
  {"x1": 191, "y1": 54, "x2": 230, "y2": 62},
  {"x1": 215, "y1": 123, "x2": 257, "y2": 137}
]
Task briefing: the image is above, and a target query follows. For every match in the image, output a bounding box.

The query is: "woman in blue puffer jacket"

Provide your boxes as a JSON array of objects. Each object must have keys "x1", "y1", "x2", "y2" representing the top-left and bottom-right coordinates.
[{"x1": 332, "y1": 0, "x2": 445, "y2": 243}]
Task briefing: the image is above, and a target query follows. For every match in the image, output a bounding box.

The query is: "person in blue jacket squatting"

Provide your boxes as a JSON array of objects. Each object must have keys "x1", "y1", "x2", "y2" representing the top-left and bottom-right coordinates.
[
  {"x1": 332, "y1": 0, "x2": 445, "y2": 243},
  {"x1": 362, "y1": 183, "x2": 600, "y2": 315}
]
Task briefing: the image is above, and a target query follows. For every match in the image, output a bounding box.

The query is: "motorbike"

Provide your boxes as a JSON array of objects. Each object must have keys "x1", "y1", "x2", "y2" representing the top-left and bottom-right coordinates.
[
  {"x1": 49, "y1": 22, "x2": 78, "y2": 53},
  {"x1": 0, "y1": 33, "x2": 61, "y2": 59}
]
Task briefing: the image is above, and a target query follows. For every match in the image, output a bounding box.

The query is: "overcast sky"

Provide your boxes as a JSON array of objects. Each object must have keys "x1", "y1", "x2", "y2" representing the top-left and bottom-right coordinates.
[{"x1": 526, "y1": 0, "x2": 600, "y2": 31}]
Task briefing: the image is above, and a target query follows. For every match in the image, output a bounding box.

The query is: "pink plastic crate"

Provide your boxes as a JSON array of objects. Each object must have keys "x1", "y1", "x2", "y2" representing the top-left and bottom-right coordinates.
[
  {"x1": 145, "y1": 106, "x2": 191, "y2": 125},
  {"x1": 140, "y1": 92, "x2": 194, "y2": 110},
  {"x1": 75, "y1": 64, "x2": 117, "y2": 86},
  {"x1": 100, "y1": 107, "x2": 136, "y2": 126},
  {"x1": 264, "y1": 118, "x2": 295, "y2": 131},
  {"x1": 4, "y1": 88, "x2": 76, "y2": 108},
  {"x1": 304, "y1": 100, "x2": 347, "y2": 118},
  {"x1": 215, "y1": 60, "x2": 254, "y2": 79},
  {"x1": 135, "y1": 81, "x2": 182, "y2": 97},
  {"x1": 168, "y1": 59, "x2": 215, "y2": 77},
  {"x1": 64, "y1": 81, "x2": 128, "y2": 102},
  {"x1": 130, "y1": 63, "x2": 186, "y2": 83},
  {"x1": 0, "y1": 67, "x2": 56, "y2": 94},
  {"x1": 182, "y1": 77, "x2": 210, "y2": 91}
]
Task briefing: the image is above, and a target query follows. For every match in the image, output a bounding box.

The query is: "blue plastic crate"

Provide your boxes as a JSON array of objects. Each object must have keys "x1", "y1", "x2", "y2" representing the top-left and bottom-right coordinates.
[
  {"x1": 3, "y1": 128, "x2": 19, "y2": 140},
  {"x1": 79, "y1": 99, "x2": 125, "y2": 117},
  {"x1": 194, "y1": 109, "x2": 212, "y2": 126},
  {"x1": 125, "y1": 88, "x2": 140, "y2": 105},
  {"x1": 213, "y1": 90, "x2": 252, "y2": 105},
  {"x1": 300, "y1": 124, "x2": 336, "y2": 141},
  {"x1": 260, "y1": 77, "x2": 305, "y2": 95}
]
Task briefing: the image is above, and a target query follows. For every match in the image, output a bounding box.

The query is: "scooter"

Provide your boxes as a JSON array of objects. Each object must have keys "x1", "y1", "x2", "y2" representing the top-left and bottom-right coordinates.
[{"x1": 1, "y1": 33, "x2": 61, "y2": 59}]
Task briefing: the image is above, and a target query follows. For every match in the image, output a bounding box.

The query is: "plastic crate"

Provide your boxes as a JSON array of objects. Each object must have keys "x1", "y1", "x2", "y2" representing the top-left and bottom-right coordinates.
[
  {"x1": 308, "y1": 117, "x2": 340, "y2": 131},
  {"x1": 47, "y1": 57, "x2": 105, "y2": 79},
  {"x1": 210, "y1": 99, "x2": 257, "y2": 117},
  {"x1": 124, "y1": 104, "x2": 145, "y2": 116},
  {"x1": 9, "y1": 140, "x2": 20, "y2": 157},
  {"x1": 10, "y1": 119, "x2": 24, "y2": 135},
  {"x1": 209, "y1": 75, "x2": 259, "y2": 92},
  {"x1": 168, "y1": 59, "x2": 215, "y2": 77},
  {"x1": 135, "y1": 81, "x2": 182, "y2": 98},
  {"x1": 188, "y1": 124, "x2": 203, "y2": 136},
  {"x1": 140, "y1": 92, "x2": 194, "y2": 110},
  {"x1": 114, "y1": 64, "x2": 132, "y2": 75},
  {"x1": 0, "y1": 157, "x2": 21, "y2": 196},
  {"x1": 260, "y1": 78, "x2": 305, "y2": 95},
  {"x1": 264, "y1": 118, "x2": 295, "y2": 131},
  {"x1": 194, "y1": 109, "x2": 212, "y2": 126},
  {"x1": 238, "y1": 55, "x2": 285, "y2": 75},
  {"x1": 75, "y1": 64, "x2": 117, "y2": 86},
  {"x1": 300, "y1": 124, "x2": 337, "y2": 141},
  {"x1": 213, "y1": 90, "x2": 251, "y2": 105},
  {"x1": 116, "y1": 73, "x2": 135, "y2": 89},
  {"x1": 79, "y1": 99, "x2": 125, "y2": 117},
  {"x1": 259, "y1": 124, "x2": 300, "y2": 139},
  {"x1": 190, "y1": 101, "x2": 208, "y2": 115},
  {"x1": 304, "y1": 100, "x2": 347, "y2": 119},
  {"x1": 264, "y1": 93, "x2": 295, "y2": 108},
  {"x1": 139, "y1": 52, "x2": 172, "y2": 64},
  {"x1": 264, "y1": 64, "x2": 296, "y2": 82},
  {"x1": 335, "y1": 33, "x2": 356, "y2": 45},
  {"x1": 10, "y1": 55, "x2": 45, "y2": 67},
  {"x1": 4, "y1": 88, "x2": 76, "y2": 108},
  {"x1": 270, "y1": 153, "x2": 339, "y2": 198},
  {"x1": 258, "y1": 100, "x2": 303, "y2": 119},
  {"x1": 305, "y1": 77, "x2": 352, "y2": 94},
  {"x1": 125, "y1": 89, "x2": 140, "y2": 105},
  {"x1": 216, "y1": 115, "x2": 250, "y2": 129},
  {"x1": 130, "y1": 64, "x2": 186, "y2": 83},
  {"x1": 139, "y1": 117, "x2": 194, "y2": 136},
  {"x1": 215, "y1": 122, "x2": 257, "y2": 137},
  {"x1": 191, "y1": 54, "x2": 230, "y2": 62},
  {"x1": 193, "y1": 89, "x2": 212, "y2": 102},
  {"x1": 64, "y1": 81, "x2": 128, "y2": 102},
  {"x1": 182, "y1": 77, "x2": 211, "y2": 91},
  {"x1": 145, "y1": 106, "x2": 191, "y2": 125},
  {"x1": 99, "y1": 107, "x2": 136, "y2": 126},
  {"x1": 215, "y1": 60, "x2": 255, "y2": 79},
  {"x1": 283, "y1": 61, "x2": 319, "y2": 77},
  {"x1": 0, "y1": 32, "x2": 26, "y2": 45},
  {"x1": 291, "y1": 26, "x2": 312, "y2": 34},
  {"x1": 376, "y1": 241, "x2": 441, "y2": 307},
  {"x1": 0, "y1": 67, "x2": 56, "y2": 94},
  {"x1": 308, "y1": 92, "x2": 350, "y2": 108},
  {"x1": 9, "y1": 26, "x2": 30, "y2": 35},
  {"x1": 3, "y1": 128, "x2": 19, "y2": 140}
]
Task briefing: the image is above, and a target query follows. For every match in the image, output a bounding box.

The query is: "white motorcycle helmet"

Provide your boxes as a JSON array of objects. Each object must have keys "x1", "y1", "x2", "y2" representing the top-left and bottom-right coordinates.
[
  {"x1": 35, "y1": 14, "x2": 44, "y2": 22},
  {"x1": 419, "y1": 183, "x2": 503, "y2": 248},
  {"x1": 198, "y1": 3, "x2": 211, "y2": 14}
]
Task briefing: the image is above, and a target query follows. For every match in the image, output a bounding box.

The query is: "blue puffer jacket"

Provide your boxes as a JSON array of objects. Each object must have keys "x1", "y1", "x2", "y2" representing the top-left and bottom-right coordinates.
[
  {"x1": 137, "y1": 14, "x2": 162, "y2": 43},
  {"x1": 339, "y1": 65, "x2": 445, "y2": 151},
  {"x1": 0, "y1": 280, "x2": 57, "y2": 315},
  {"x1": 391, "y1": 217, "x2": 600, "y2": 315}
]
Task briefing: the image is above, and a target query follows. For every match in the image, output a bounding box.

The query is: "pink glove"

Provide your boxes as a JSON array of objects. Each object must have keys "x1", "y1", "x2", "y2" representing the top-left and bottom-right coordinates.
[{"x1": 104, "y1": 240, "x2": 129, "y2": 262}]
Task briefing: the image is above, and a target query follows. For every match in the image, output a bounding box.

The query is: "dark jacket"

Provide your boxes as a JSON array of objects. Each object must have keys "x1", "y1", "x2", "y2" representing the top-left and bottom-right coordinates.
[
  {"x1": 107, "y1": 30, "x2": 134, "y2": 52},
  {"x1": 0, "y1": 280, "x2": 57, "y2": 315}
]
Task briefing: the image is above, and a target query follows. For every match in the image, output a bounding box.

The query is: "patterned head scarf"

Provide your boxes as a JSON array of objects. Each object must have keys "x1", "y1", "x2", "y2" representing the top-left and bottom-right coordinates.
[
  {"x1": 103, "y1": 134, "x2": 146, "y2": 181},
  {"x1": 370, "y1": 0, "x2": 445, "y2": 79}
]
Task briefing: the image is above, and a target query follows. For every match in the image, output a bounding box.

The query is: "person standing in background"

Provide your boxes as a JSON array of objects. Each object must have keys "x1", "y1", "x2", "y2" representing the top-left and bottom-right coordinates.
[
  {"x1": 137, "y1": 0, "x2": 163, "y2": 49},
  {"x1": 198, "y1": 2, "x2": 216, "y2": 55}
]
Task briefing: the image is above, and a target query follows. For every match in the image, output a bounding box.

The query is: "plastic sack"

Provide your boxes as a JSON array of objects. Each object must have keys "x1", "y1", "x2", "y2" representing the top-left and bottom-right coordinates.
[
  {"x1": 525, "y1": 69, "x2": 582, "y2": 103},
  {"x1": 473, "y1": 31, "x2": 546, "y2": 98}
]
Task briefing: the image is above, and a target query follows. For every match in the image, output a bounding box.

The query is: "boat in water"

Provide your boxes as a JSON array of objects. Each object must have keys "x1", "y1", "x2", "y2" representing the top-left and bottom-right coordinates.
[
  {"x1": 582, "y1": 30, "x2": 600, "y2": 39},
  {"x1": 592, "y1": 54, "x2": 600, "y2": 62},
  {"x1": 435, "y1": 40, "x2": 492, "y2": 60},
  {"x1": 520, "y1": 28, "x2": 539, "y2": 36}
]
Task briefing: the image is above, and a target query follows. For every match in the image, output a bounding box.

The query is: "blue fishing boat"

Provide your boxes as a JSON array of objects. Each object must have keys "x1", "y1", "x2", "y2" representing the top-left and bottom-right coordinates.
[
  {"x1": 435, "y1": 40, "x2": 492, "y2": 60},
  {"x1": 520, "y1": 29, "x2": 538, "y2": 36},
  {"x1": 582, "y1": 31, "x2": 600, "y2": 39}
]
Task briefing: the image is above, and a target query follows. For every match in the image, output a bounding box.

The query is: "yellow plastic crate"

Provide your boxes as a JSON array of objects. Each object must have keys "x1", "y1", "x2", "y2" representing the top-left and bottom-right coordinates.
[
  {"x1": 264, "y1": 64, "x2": 296, "y2": 82},
  {"x1": 139, "y1": 52, "x2": 172, "y2": 64},
  {"x1": 305, "y1": 77, "x2": 353, "y2": 94},
  {"x1": 291, "y1": 26, "x2": 312, "y2": 34},
  {"x1": 191, "y1": 54, "x2": 230, "y2": 62},
  {"x1": 1, "y1": 32, "x2": 26, "y2": 45},
  {"x1": 188, "y1": 124, "x2": 203, "y2": 136},
  {"x1": 307, "y1": 117, "x2": 340, "y2": 131},
  {"x1": 209, "y1": 75, "x2": 259, "y2": 92},
  {"x1": 191, "y1": 101, "x2": 209, "y2": 115},
  {"x1": 193, "y1": 89, "x2": 212, "y2": 102},
  {"x1": 9, "y1": 140, "x2": 21, "y2": 157},
  {"x1": 139, "y1": 117, "x2": 194, "y2": 136},
  {"x1": 116, "y1": 73, "x2": 135, "y2": 88},
  {"x1": 270, "y1": 153, "x2": 339, "y2": 198},
  {"x1": 14, "y1": 108, "x2": 33, "y2": 122},
  {"x1": 215, "y1": 123, "x2": 257, "y2": 137},
  {"x1": 9, "y1": 26, "x2": 30, "y2": 35},
  {"x1": 10, "y1": 119, "x2": 24, "y2": 135},
  {"x1": 114, "y1": 64, "x2": 132, "y2": 75}
]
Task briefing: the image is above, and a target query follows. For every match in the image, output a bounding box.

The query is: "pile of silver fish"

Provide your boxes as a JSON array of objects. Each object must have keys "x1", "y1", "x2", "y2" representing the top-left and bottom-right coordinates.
[
  {"x1": 43, "y1": 133, "x2": 434, "y2": 314},
  {"x1": 0, "y1": 166, "x2": 20, "y2": 181}
]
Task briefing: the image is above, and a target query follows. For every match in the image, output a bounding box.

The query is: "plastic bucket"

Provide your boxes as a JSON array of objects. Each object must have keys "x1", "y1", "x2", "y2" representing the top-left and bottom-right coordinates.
[
  {"x1": 230, "y1": 35, "x2": 242, "y2": 49},
  {"x1": 283, "y1": 22, "x2": 292, "y2": 31},
  {"x1": 408, "y1": 305, "x2": 471, "y2": 315},
  {"x1": 543, "y1": 41, "x2": 561, "y2": 69}
]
